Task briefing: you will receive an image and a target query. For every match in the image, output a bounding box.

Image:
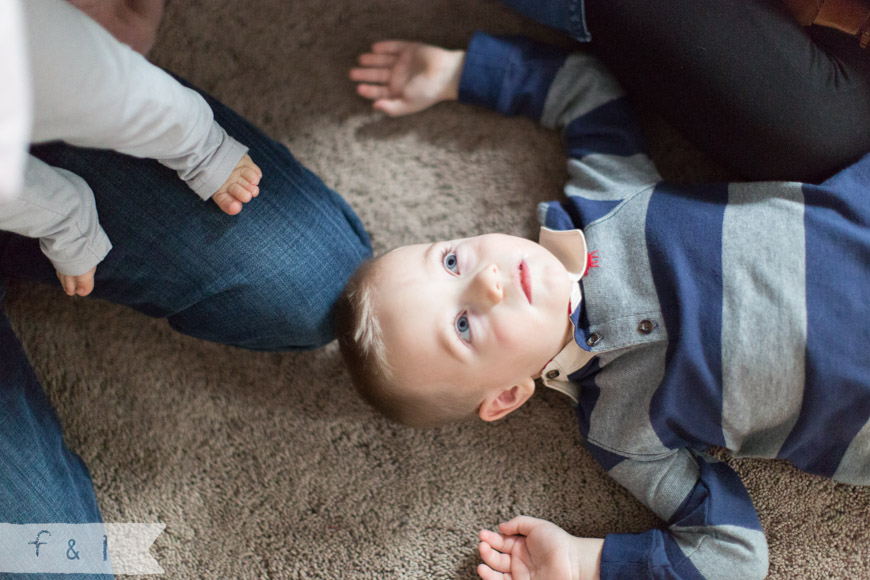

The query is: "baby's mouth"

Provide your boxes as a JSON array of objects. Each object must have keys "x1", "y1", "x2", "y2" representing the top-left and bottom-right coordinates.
[{"x1": 519, "y1": 260, "x2": 532, "y2": 304}]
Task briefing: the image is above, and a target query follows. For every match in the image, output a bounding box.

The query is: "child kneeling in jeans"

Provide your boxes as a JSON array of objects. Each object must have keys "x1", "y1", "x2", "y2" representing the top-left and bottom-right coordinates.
[{"x1": 339, "y1": 32, "x2": 870, "y2": 580}]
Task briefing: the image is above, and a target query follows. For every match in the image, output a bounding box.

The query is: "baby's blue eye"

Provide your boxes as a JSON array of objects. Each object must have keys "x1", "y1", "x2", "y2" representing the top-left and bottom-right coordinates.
[
  {"x1": 443, "y1": 251, "x2": 459, "y2": 274},
  {"x1": 455, "y1": 313, "x2": 471, "y2": 342}
]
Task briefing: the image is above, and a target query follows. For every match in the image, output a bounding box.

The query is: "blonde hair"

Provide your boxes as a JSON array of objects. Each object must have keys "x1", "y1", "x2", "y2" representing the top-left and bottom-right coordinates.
[{"x1": 335, "y1": 255, "x2": 479, "y2": 428}]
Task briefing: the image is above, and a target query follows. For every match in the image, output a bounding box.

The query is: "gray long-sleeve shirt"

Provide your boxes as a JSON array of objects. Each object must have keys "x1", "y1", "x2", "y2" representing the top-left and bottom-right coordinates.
[
  {"x1": 0, "y1": 0, "x2": 247, "y2": 275},
  {"x1": 461, "y1": 32, "x2": 870, "y2": 580}
]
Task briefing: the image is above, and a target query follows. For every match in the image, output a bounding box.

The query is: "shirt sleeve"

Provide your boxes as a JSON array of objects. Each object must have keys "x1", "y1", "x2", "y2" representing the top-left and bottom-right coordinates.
[
  {"x1": 0, "y1": 155, "x2": 112, "y2": 276},
  {"x1": 586, "y1": 443, "x2": 768, "y2": 580},
  {"x1": 0, "y1": 0, "x2": 30, "y2": 203},
  {"x1": 24, "y1": 0, "x2": 247, "y2": 201},
  {"x1": 459, "y1": 33, "x2": 768, "y2": 579},
  {"x1": 458, "y1": 33, "x2": 660, "y2": 203}
]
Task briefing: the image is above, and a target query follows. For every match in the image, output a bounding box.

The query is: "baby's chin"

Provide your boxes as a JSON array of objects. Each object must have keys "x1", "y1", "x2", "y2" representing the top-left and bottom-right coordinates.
[{"x1": 542, "y1": 261, "x2": 573, "y2": 300}]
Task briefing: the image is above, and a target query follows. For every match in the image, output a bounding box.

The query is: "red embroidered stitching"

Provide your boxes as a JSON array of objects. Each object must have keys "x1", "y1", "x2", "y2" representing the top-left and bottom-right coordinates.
[{"x1": 584, "y1": 251, "x2": 600, "y2": 277}]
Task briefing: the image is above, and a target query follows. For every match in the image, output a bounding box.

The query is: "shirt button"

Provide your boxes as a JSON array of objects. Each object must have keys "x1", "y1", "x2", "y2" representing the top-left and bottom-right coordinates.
[
  {"x1": 637, "y1": 319, "x2": 654, "y2": 334},
  {"x1": 546, "y1": 370, "x2": 560, "y2": 380},
  {"x1": 586, "y1": 332, "x2": 602, "y2": 347}
]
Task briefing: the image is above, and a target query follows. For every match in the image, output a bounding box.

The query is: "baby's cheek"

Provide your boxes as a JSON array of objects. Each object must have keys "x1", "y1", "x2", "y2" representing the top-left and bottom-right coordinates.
[{"x1": 492, "y1": 316, "x2": 540, "y2": 352}]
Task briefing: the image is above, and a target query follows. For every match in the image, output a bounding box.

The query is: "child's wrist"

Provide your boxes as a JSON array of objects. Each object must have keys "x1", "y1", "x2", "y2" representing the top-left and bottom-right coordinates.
[
  {"x1": 570, "y1": 537, "x2": 603, "y2": 580},
  {"x1": 439, "y1": 49, "x2": 466, "y2": 102}
]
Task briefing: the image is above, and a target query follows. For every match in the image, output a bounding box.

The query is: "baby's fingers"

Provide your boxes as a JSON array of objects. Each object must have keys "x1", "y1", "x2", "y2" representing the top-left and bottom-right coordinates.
[
  {"x1": 350, "y1": 67, "x2": 393, "y2": 85},
  {"x1": 480, "y1": 530, "x2": 520, "y2": 554},
  {"x1": 476, "y1": 563, "x2": 509, "y2": 580},
  {"x1": 479, "y1": 541, "x2": 512, "y2": 573},
  {"x1": 370, "y1": 40, "x2": 412, "y2": 55},
  {"x1": 358, "y1": 52, "x2": 398, "y2": 68},
  {"x1": 498, "y1": 516, "x2": 547, "y2": 537},
  {"x1": 356, "y1": 83, "x2": 394, "y2": 102}
]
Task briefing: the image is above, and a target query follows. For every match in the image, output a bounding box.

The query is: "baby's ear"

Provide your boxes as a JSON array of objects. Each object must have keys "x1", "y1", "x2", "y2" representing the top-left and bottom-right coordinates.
[{"x1": 478, "y1": 378, "x2": 536, "y2": 422}]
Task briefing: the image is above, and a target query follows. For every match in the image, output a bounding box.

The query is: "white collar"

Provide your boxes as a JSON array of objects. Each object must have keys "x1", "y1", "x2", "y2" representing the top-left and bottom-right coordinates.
[{"x1": 537, "y1": 227, "x2": 595, "y2": 403}]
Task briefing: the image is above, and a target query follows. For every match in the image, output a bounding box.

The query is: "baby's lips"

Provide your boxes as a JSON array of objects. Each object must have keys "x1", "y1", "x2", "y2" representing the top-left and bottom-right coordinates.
[{"x1": 518, "y1": 260, "x2": 532, "y2": 304}]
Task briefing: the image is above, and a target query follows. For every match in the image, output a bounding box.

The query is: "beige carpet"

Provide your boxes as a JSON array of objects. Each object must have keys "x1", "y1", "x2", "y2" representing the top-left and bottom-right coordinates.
[{"x1": 7, "y1": 0, "x2": 870, "y2": 577}]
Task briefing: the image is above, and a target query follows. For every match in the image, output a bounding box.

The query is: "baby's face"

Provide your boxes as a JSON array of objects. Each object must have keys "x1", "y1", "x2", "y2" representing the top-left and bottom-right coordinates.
[{"x1": 373, "y1": 233, "x2": 574, "y2": 406}]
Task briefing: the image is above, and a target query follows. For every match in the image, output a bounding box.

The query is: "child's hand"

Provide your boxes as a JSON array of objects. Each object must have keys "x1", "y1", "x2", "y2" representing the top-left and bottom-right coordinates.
[
  {"x1": 478, "y1": 516, "x2": 603, "y2": 580},
  {"x1": 211, "y1": 154, "x2": 262, "y2": 216},
  {"x1": 349, "y1": 41, "x2": 465, "y2": 116},
  {"x1": 56, "y1": 266, "x2": 97, "y2": 297}
]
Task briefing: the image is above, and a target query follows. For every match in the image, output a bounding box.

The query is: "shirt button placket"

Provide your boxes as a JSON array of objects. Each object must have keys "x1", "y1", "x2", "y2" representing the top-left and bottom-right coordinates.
[{"x1": 637, "y1": 319, "x2": 654, "y2": 334}]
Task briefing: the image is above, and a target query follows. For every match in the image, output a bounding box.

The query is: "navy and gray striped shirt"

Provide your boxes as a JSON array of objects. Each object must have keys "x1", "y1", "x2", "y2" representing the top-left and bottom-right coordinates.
[{"x1": 459, "y1": 32, "x2": 870, "y2": 580}]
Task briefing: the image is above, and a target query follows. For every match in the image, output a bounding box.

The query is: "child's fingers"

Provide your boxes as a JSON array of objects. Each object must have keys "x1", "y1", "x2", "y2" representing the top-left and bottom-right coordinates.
[
  {"x1": 370, "y1": 40, "x2": 410, "y2": 55},
  {"x1": 358, "y1": 52, "x2": 397, "y2": 68},
  {"x1": 480, "y1": 530, "x2": 519, "y2": 554},
  {"x1": 476, "y1": 563, "x2": 505, "y2": 580},
  {"x1": 373, "y1": 98, "x2": 415, "y2": 117},
  {"x1": 479, "y1": 541, "x2": 511, "y2": 573},
  {"x1": 349, "y1": 67, "x2": 392, "y2": 85},
  {"x1": 498, "y1": 516, "x2": 544, "y2": 537},
  {"x1": 356, "y1": 84, "x2": 394, "y2": 101}
]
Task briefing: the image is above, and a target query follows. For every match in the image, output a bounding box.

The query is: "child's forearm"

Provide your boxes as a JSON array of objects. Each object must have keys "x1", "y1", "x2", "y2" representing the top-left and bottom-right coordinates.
[
  {"x1": 1, "y1": 156, "x2": 112, "y2": 278},
  {"x1": 457, "y1": 33, "x2": 571, "y2": 121},
  {"x1": 571, "y1": 537, "x2": 603, "y2": 580},
  {"x1": 591, "y1": 446, "x2": 768, "y2": 580},
  {"x1": 459, "y1": 33, "x2": 662, "y2": 200}
]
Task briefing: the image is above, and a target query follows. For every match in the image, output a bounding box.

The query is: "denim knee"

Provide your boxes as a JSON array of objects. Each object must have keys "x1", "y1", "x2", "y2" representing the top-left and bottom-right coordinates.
[
  {"x1": 167, "y1": 180, "x2": 372, "y2": 351},
  {"x1": 19, "y1": 97, "x2": 372, "y2": 352}
]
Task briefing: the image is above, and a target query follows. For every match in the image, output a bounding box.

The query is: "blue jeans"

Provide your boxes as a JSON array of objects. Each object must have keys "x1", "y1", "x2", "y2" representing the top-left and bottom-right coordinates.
[
  {"x1": 2, "y1": 79, "x2": 371, "y2": 351},
  {"x1": 0, "y1": 80, "x2": 370, "y2": 577},
  {"x1": 497, "y1": 0, "x2": 590, "y2": 41},
  {"x1": 0, "y1": 284, "x2": 109, "y2": 578}
]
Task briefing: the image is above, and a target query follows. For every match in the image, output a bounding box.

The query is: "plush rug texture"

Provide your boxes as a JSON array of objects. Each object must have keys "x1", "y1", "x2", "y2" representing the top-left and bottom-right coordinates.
[{"x1": 6, "y1": 0, "x2": 869, "y2": 578}]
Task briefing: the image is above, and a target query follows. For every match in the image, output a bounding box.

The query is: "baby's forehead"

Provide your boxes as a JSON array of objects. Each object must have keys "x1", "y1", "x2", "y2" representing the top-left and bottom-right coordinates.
[
  {"x1": 370, "y1": 254, "x2": 446, "y2": 357},
  {"x1": 374, "y1": 241, "x2": 436, "y2": 280}
]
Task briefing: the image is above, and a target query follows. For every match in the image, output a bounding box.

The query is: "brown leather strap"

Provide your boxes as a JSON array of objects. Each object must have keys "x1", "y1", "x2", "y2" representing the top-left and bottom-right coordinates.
[{"x1": 780, "y1": 0, "x2": 870, "y2": 46}]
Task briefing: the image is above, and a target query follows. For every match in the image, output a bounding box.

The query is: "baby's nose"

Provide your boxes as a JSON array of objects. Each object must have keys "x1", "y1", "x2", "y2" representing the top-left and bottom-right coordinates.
[{"x1": 470, "y1": 264, "x2": 503, "y2": 308}]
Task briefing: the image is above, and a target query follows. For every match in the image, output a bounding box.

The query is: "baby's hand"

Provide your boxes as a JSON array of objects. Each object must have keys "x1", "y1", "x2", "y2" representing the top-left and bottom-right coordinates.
[
  {"x1": 478, "y1": 516, "x2": 603, "y2": 580},
  {"x1": 349, "y1": 41, "x2": 465, "y2": 116},
  {"x1": 56, "y1": 266, "x2": 97, "y2": 297},
  {"x1": 211, "y1": 154, "x2": 262, "y2": 216}
]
